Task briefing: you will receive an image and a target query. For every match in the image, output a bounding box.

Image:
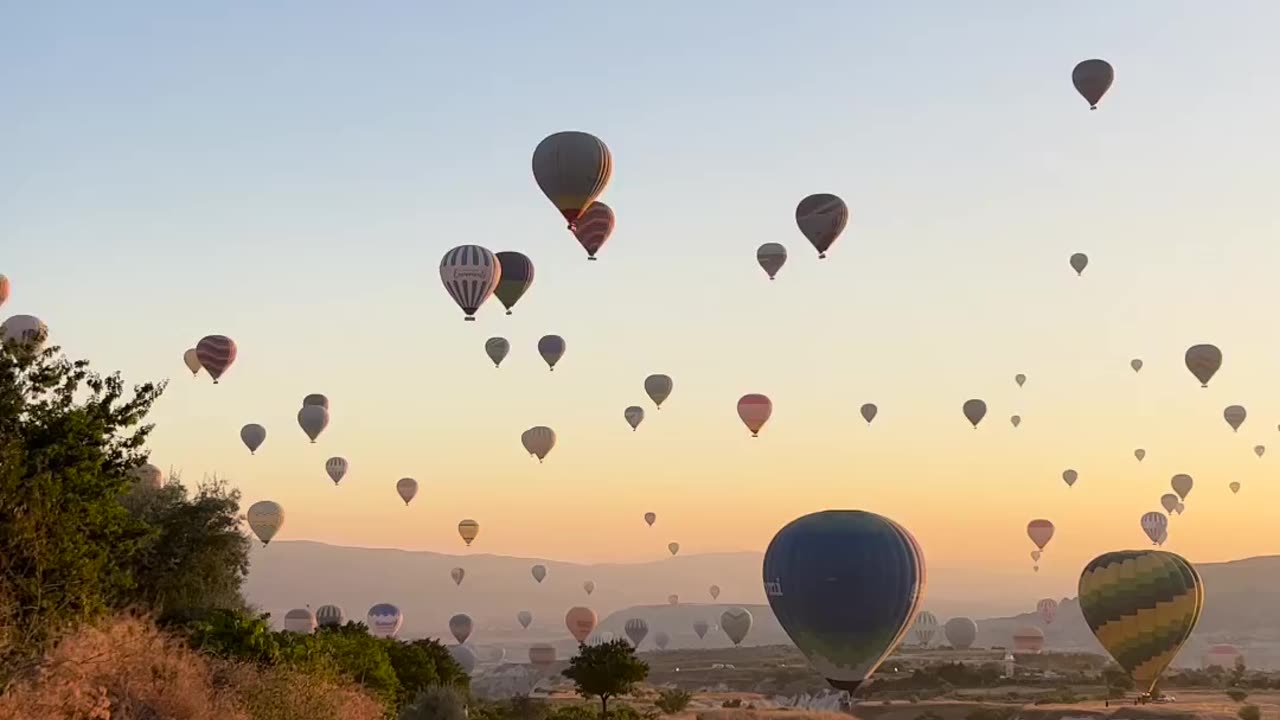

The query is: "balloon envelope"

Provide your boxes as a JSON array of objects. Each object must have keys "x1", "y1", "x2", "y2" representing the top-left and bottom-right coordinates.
[
  {"x1": 528, "y1": 644, "x2": 556, "y2": 668},
  {"x1": 493, "y1": 251, "x2": 534, "y2": 314},
  {"x1": 1036, "y1": 598, "x2": 1058, "y2": 625},
  {"x1": 302, "y1": 393, "x2": 329, "y2": 410},
  {"x1": 1131, "y1": 358, "x2": 1143, "y2": 372},
  {"x1": 183, "y1": 348, "x2": 202, "y2": 376},
  {"x1": 1072, "y1": 59, "x2": 1115, "y2": 109},
  {"x1": 1171, "y1": 474, "x2": 1193, "y2": 500},
  {"x1": 1229, "y1": 481, "x2": 1241, "y2": 494},
  {"x1": 943, "y1": 617, "x2": 977, "y2": 649},
  {"x1": 912, "y1": 611, "x2": 938, "y2": 646},
  {"x1": 1184, "y1": 344, "x2": 1223, "y2": 387},
  {"x1": 1013, "y1": 625, "x2": 1046, "y2": 654},
  {"x1": 240, "y1": 424, "x2": 266, "y2": 454},
  {"x1": 1027, "y1": 520, "x2": 1055, "y2": 550},
  {"x1": 1069, "y1": 253, "x2": 1089, "y2": 275},
  {"x1": 485, "y1": 337, "x2": 510, "y2": 368},
  {"x1": 763, "y1": 510, "x2": 925, "y2": 693},
  {"x1": 325, "y1": 457, "x2": 348, "y2": 485},
  {"x1": 1141, "y1": 512, "x2": 1169, "y2": 545},
  {"x1": 246, "y1": 501, "x2": 284, "y2": 545},
  {"x1": 565, "y1": 606, "x2": 597, "y2": 643},
  {"x1": 860, "y1": 403, "x2": 877, "y2": 424},
  {"x1": 693, "y1": 619, "x2": 709, "y2": 639},
  {"x1": 644, "y1": 375, "x2": 674, "y2": 408},
  {"x1": 1161, "y1": 493, "x2": 1180, "y2": 514},
  {"x1": 1135, "y1": 449, "x2": 1146, "y2": 462},
  {"x1": 283, "y1": 608, "x2": 317, "y2": 634},
  {"x1": 315, "y1": 605, "x2": 345, "y2": 628},
  {"x1": 721, "y1": 608, "x2": 753, "y2": 646},
  {"x1": 668, "y1": 542, "x2": 680, "y2": 556},
  {"x1": 396, "y1": 477, "x2": 418, "y2": 506},
  {"x1": 521, "y1": 426, "x2": 556, "y2": 461},
  {"x1": 532, "y1": 131, "x2": 612, "y2": 228},
  {"x1": 737, "y1": 394, "x2": 773, "y2": 436},
  {"x1": 1078, "y1": 550, "x2": 1203, "y2": 694},
  {"x1": 1224, "y1": 405, "x2": 1247, "y2": 431},
  {"x1": 131, "y1": 463, "x2": 163, "y2": 489},
  {"x1": 1015, "y1": 374, "x2": 1026, "y2": 387},
  {"x1": 518, "y1": 611, "x2": 533, "y2": 629},
  {"x1": 962, "y1": 399, "x2": 987, "y2": 428},
  {"x1": 367, "y1": 603, "x2": 403, "y2": 638},
  {"x1": 709, "y1": 585, "x2": 721, "y2": 600},
  {"x1": 440, "y1": 245, "x2": 502, "y2": 320},
  {"x1": 654, "y1": 631, "x2": 670, "y2": 650},
  {"x1": 531, "y1": 565, "x2": 547, "y2": 583},
  {"x1": 644, "y1": 512, "x2": 656, "y2": 527},
  {"x1": 583, "y1": 581, "x2": 595, "y2": 595},
  {"x1": 1062, "y1": 469, "x2": 1078, "y2": 487},
  {"x1": 458, "y1": 519, "x2": 479, "y2": 546},
  {"x1": 756, "y1": 243, "x2": 787, "y2": 279},
  {"x1": 624, "y1": 618, "x2": 649, "y2": 646},
  {"x1": 795, "y1": 194, "x2": 848, "y2": 258},
  {"x1": 624, "y1": 406, "x2": 645, "y2": 430},
  {"x1": 448, "y1": 644, "x2": 477, "y2": 674},
  {"x1": 451, "y1": 567, "x2": 465, "y2": 586},
  {"x1": 0, "y1": 275, "x2": 8, "y2": 307},
  {"x1": 195, "y1": 335, "x2": 236, "y2": 383},
  {"x1": 297, "y1": 405, "x2": 329, "y2": 443},
  {"x1": 573, "y1": 201, "x2": 615, "y2": 259},
  {"x1": 449, "y1": 613, "x2": 474, "y2": 644}
]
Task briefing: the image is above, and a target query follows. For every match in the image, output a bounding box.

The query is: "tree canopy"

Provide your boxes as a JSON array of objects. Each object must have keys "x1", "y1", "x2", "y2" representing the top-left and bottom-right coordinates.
[{"x1": 561, "y1": 640, "x2": 649, "y2": 718}]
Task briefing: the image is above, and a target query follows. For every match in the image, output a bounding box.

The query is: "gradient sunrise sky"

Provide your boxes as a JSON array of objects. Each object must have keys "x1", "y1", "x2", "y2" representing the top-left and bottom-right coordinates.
[{"x1": 3, "y1": 2, "x2": 1280, "y2": 598}]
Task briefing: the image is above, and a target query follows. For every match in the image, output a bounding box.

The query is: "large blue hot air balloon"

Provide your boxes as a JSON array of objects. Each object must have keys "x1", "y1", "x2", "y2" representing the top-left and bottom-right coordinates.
[{"x1": 763, "y1": 510, "x2": 926, "y2": 693}]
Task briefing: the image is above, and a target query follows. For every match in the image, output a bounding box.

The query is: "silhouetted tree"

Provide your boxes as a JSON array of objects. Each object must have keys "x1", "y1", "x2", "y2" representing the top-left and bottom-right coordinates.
[{"x1": 561, "y1": 640, "x2": 648, "y2": 718}]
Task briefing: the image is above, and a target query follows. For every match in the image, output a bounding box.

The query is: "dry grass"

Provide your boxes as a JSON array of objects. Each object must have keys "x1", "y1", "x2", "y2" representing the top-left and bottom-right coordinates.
[
  {"x1": 695, "y1": 711, "x2": 851, "y2": 720},
  {"x1": 0, "y1": 614, "x2": 384, "y2": 720}
]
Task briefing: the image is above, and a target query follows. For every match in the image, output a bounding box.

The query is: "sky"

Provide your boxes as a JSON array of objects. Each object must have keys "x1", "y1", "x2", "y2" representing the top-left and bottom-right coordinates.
[{"x1": 3, "y1": 1, "x2": 1280, "y2": 599}]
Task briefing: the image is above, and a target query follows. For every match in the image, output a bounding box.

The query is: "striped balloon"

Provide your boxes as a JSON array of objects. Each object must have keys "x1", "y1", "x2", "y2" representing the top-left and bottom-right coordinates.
[
  {"x1": 912, "y1": 610, "x2": 938, "y2": 646},
  {"x1": 283, "y1": 608, "x2": 317, "y2": 634},
  {"x1": 795, "y1": 194, "x2": 848, "y2": 259},
  {"x1": 458, "y1": 519, "x2": 479, "y2": 546},
  {"x1": 315, "y1": 604, "x2": 346, "y2": 628},
  {"x1": 325, "y1": 457, "x2": 348, "y2": 485},
  {"x1": 1141, "y1": 511, "x2": 1168, "y2": 546},
  {"x1": 195, "y1": 335, "x2": 237, "y2": 384},
  {"x1": 532, "y1": 131, "x2": 612, "y2": 229},
  {"x1": 493, "y1": 251, "x2": 534, "y2": 314},
  {"x1": 0, "y1": 274, "x2": 9, "y2": 308},
  {"x1": 440, "y1": 245, "x2": 501, "y2": 321},
  {"x1": 737, "y1": 394, "x2": 773, "y2": 437},
  {"x1": 1078, "y1": 550, "x2": 1203, "y2": 694},
  {"x1": 572, "y1": 201, "x2": 615, "y2": 260},
  {"x1": 521, "y1": 426, "x2": 556, "y2": 462}
]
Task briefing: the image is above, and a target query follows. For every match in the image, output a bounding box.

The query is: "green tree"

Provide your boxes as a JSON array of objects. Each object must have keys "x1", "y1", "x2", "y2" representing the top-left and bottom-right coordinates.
[
  {"x1": 0, "y1": 342, "x2": 164, "y2": 654},
  {"x1": 383, "y1": 637, "x2": 468, "y2": 707},
  {"x1": 188, "y1": 607, "x2": 283, "y2": 665},
  {"x1": 561, "y1": 640, "x2": 648, "y2": 719},
  {"x1": 1231, "y1": 657, "x2": 1249, "y2": 687},
  {"x1": 121, "y1": 473, "x2": 251, "y2": 620},
  {"x1": 399, "y1": 684, "x2": 468, "y2": 720},
  {"x1": 654, "y1": 689, "x2": 692, "y2": 715}
]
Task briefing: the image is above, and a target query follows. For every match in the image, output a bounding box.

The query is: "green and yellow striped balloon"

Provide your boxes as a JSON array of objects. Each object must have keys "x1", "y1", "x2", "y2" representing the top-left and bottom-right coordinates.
[{"x1": 1078, "y1": 550, "x2": 1203, "y2": 695}]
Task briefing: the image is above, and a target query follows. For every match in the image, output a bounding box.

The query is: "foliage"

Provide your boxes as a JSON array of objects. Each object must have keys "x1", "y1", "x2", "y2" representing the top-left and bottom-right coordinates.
[
  {"x1": 1238, "y1": 705, "x2": 1261, "y2": 720},
  {"x1": 122, "y1": 473, "x2": 251, "y2": 620},
  {"x1": 399, "y1": 684, "x2": 469, "y2": 720},
  {"x1": 964, "y1": 709, "x2": 1018, "y2": 720},
  {"x1": 1031, "y1": 687, "x2": 1080, "y2": 705},
  {"x1": 608, "y1": 704, "x2": 659, "y2": 720},
  {"x1": 655, "y1": 688, "x2": 693, "y2": 715},
  {"x1": 384, "y1": 637, "x2": 469, "y2": 707},
  {"x1": 1231, "y1": 657, "x2": 1249, "y2": 687},
  {"x1": 546, "y1": 704, "x2": 601, "y2": 720},
  {"x1": 1228, "y1": 688, "x2": 1250, "y2": 703},
  {"x1": 562, "y1": 639, "x2": 649, "y2": 718},
  {"x1": 189, "y1": 608, "x2": 283, "y2": 665},
  {"x1": 1102, "y1": 667, "x2": 1134, "y2": 691},
  {"x1": 0, "y1": 342, "x2": 164, "y2": 657}
]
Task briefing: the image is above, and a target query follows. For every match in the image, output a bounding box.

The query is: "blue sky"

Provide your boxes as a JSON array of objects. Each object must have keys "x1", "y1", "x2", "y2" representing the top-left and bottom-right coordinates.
[{"x1": 3, "y1": 2, "x2": 1280, "y2": 588}]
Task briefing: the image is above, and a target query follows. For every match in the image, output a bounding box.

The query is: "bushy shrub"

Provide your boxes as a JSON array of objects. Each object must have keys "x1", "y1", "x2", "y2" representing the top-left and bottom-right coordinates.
[
  {"x1": 1228, "y1": 688, "x2": 1250, "y2": 703},
  {"x1": 1238, "y1": 705, "x2": 1261, "y2": 720},
  {"x1": 546, "y1": 704, "x2": 600, "y2": 720},
  {"x1": 399, "y1": 685, "x2": 469, "y2": 720},
  {"x1": 655, "y1": 688, "x2": 692, "y2": 714}
]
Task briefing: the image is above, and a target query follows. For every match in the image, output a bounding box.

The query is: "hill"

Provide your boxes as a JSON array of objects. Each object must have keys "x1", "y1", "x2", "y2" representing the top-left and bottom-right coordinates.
[{"x1": 245, "y1": 543, "x2": 1280, "y2": 667}]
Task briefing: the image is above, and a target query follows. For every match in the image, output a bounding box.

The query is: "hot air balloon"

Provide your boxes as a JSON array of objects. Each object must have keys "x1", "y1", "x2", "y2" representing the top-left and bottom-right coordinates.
[
  {"x1": 654, "y1": 631, "x2": 670, "y2": 650},
  {"x1": 449, "y1": 645, "x2": 477, "y2": 674},
  {"x1": 0, "y1": 315, "x2": 47, "y2": 350},
  {"x1": 493, "y1": 251, "x2": 534, "y2": 314},
  {"x1": 1072, "y1": 59, "x2": 1114, "y2": 110},
  {"x1": 1229, "y1": 481, "x2": 1241, "y2": 494},
  {"x1": 131, "y1": 463, "x2": 163, "y2": 489},
  {"x1": 1010, "y1": 415, "x2": 1022, "y2": 428},
  {"x1": 709, "y1": 585, "x2": 721, "y2": 600},
  {"x1": 1255, "y1": 445, "x2": 1266, "y2": 458},
  {"x1": 1015, "y1": 374, "x2": 1026, "y2": 387},
  {"x1": 283, "y1": 608, "x2": 317, "y2": 634},
  {"x1": 943, "y1": 617, "x2": 977, "y2": 650},
  {"x1": 183, "y1": 349, "x2": 202, "y2": 377},
  {"x1": 573, "y1": 201, "x2": 615, "y2": 259},
  {"x1": 297, "y1": 405, "x2": 329, "y2": 443},
  {"x1": 737, "y1": 394, "x2": 772, "y2": 437},
  {"x1": 1030, "y1": 550, "x2": 1042, "y2": 562},
  {"x1": 1036, "y1": 598, "x2": 1058, "y2": 625},
  {"x1": 1161, "y1": 494, "x2": 1180, "y2": 515},
  {"x1": 521, "y1": 426, "x2": 556, "y2": 462},
  {"x1": 1141, "y1": 512, "x2": 1169, "y2": 546},
  {"x1": 532, "y1": 131, "x2": 612, "y2": 229},
  {"x1": 583, "y1": 581, "x2": 595, "y2": 596},
  {"x1": 860, "y1": 403, "x2": 877, "y2": 425},
  {"x1": 1069, "y1": 253, "x2": 1089, "y2": 276},
  {"x1": 756, "y1": 242, "x2": 787, "y2": 280},
  {"x1": 962, "y1": 399, "x2": 987, "y2": 428},
  {"x1": 644, "y1": 375, "x2": 674, "y2": 409},
  {"x1": 458, "y1": 519, "x2": 479, "y2": 546},
  {"x1": 721, "y1": 608, "x2": 753, "y2": 646},
  {"x1": 367, "y1": 603, "x2": 403, "y2": 638},
  {"x1": 1062, "y1": 469, "x2": 1078, "y2": 487},
  {"x1": 302, "y1": 393, "x2": 329, "y2": 410},
  {"x1": 795, "y1": 194, "x2": 848, "y2": 259},
  {"x1": 763, "y1": 510, "x2": 925, "y2": 693},
  {"x1": 485, "y1": 337, "x2": 510, "y2": 368},
  {"x1": 1131, "y1": 358, "x2": 1143, "y2": 373},
  {"x1": 451, "y1": 567, "x2": 466, "y2": 586},
  {"x1": 1134, "y1": 448, "x2": 1146, "y2": 462},
  {"x1": 440, "y1": 245, "x2": 502, "y2": 321},
  {"x1": 1174, "y1": 503, "x2": 1185, "y2": 515},
  {"x1": 565, "y1": 606, "x2": 597, "y2": 643},
  {"x1": 532, "y1": 565, "x2": 547, "y2": 583},
  {"x1": 1185, "y1": 344, "x2": 1222, "y2": 387},
  {"x1": 0, "y1": 275, "x2": 8, "y2": 308},
  {"x1": 667, "y1": 594, "x2": 679, "y2": 606},
  {"x1": 247, "y1": 501, "x2": 284, "y2": 546},
  {"x1": 1027, "y1": 519, "x2": 1055, "y2": 550},
  {"x1": 528, "y1": 644, "x2": 556, "y2": 669},
  {"x1": 1221, "y1": 405, "x2": 1247, "y2": 432},
  {"x1": 449, "y1": 614, "x2": 474, "y2": 644},
  {"x1": 693, "y1": 619, "x2": 709, "y2": 639},
  {"x1": 1013, "y1": 626, "x2": 1046, "y2": 654},
  {"x1": 668, "y1": 542, "x2": 680, "y2": 556},
  {"x1": 1171, "y1": 474, "x2": 1193, "y2": 500},
  {"x1": 1203, "y1": 644, "x2": 1243, "y2": 671},
  {"x1": 315, "y1": 605, "x2": 345, "y2": 628},
  {"x1": 1078, "y1": 550, "x2": 1203, "y2": 695},
  {"x1": 396, "y1": 477, "x2": 418, "y2": 506},
  {"x1": 644, "y1": 512, "x2": 656, "y2": 527},
  {"x1": 240, "y1": 424, "x2": 266, "y2": 454},
  {"x1": 518, "y1": 611, "x2": 533, "y2": 629},
  {"x1": 624, "y1": 406, "x2": 644, "y2": 431},
  {"x1": 195, "y1": 335, "x2": 236, "y2": 383},
  {"x1": 912, "y1": 611, "x2": 938, "y2": 646},
  {"x1": 325, "y1": 457, "x2": 348, "y2": 485},
  {"x1": 624, "y1": 618, "x2": 648, "y2": 647}
]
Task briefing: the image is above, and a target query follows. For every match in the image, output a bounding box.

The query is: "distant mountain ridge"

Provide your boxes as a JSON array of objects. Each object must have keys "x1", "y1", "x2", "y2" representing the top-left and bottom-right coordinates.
[{"x1": 245, "y1": 543, "x2": 1280, "y2": 668}]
